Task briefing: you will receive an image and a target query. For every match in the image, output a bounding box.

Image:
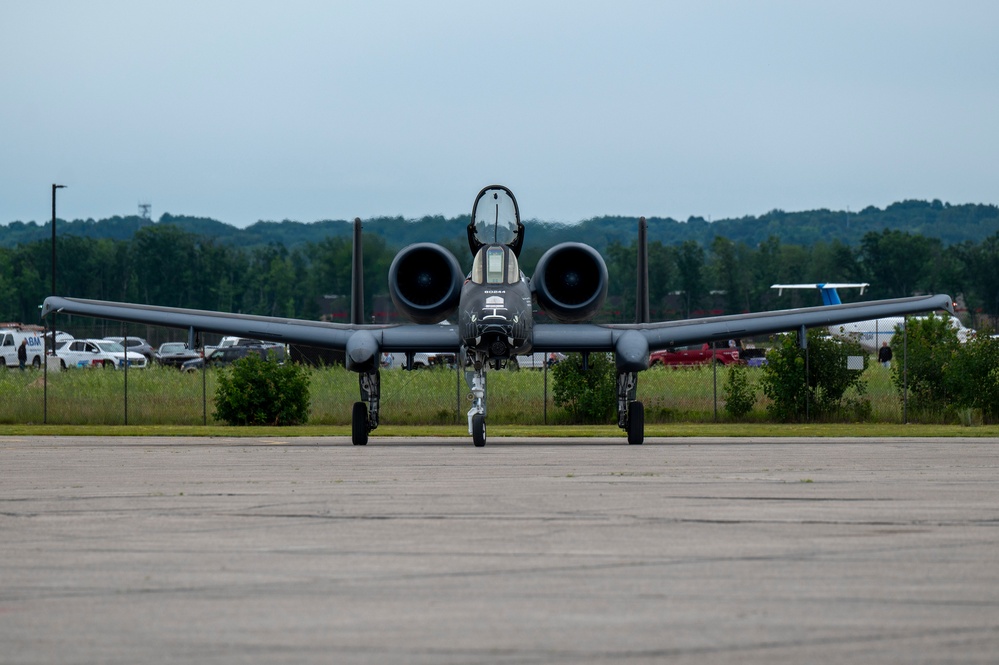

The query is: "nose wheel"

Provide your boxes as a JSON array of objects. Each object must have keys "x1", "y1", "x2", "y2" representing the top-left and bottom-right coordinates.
[
  {"x1": 471, "y1": 414, "x2": 486, "y2": 447},
  {"x1": 465, "y1": 354, "x2": 488, "y2": 446}
]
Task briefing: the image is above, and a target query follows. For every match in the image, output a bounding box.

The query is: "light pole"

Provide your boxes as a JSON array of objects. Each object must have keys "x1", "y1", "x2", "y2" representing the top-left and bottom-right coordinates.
[
  {"x1": 45, "y1": 184, "x2": 65, "y2": 424},
  {"x1": 51, "y1": 184, "x2": 65, "y2": 297}
]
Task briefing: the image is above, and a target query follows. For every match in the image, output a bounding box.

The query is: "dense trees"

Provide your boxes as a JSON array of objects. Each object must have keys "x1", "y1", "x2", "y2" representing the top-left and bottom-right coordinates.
[{"x1": 2, "y1": 219, "x2": 998, "y2": 330}]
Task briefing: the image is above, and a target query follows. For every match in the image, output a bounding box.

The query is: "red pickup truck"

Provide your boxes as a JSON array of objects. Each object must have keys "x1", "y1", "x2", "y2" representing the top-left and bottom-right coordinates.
[{"x1": 650, "y1": 343, "x2": 741, "y2": 367}]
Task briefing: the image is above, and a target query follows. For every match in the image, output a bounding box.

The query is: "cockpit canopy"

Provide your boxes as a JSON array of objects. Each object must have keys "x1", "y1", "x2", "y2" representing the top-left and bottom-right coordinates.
[
  {"x1": 469, "y1": 244, "x2": 521, "y2": 285},
  {"x1": 467, "y1": 185, "x2": 525, "y2": 257}
]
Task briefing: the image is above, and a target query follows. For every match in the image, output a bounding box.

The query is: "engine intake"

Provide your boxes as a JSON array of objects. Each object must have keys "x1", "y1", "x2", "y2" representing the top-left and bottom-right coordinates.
[
  {"x1": 388, "y1": 243, "x2": 463, "y2": 324},
  {"x1": 531, "y1": 242, "x2": 608, "y2": 323}
]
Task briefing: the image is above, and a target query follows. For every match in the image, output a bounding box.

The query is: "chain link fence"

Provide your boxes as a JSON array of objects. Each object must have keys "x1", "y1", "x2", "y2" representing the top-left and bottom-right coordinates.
[{"x1": 0, "y1": 319, "x2": 953, "y2": 426}]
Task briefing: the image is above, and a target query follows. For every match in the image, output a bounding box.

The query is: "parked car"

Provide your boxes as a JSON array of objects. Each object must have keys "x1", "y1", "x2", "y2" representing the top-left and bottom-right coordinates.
[
  {"x1": 103, "y1": 336, "x2": 154, "y2": 361},
  {"x1": 181, "y1": 344, "x2": 283, "y2": 372},
  {"x1": 513, "y1": 352, "x2": 565, "y2": 369},
  {"x1": 43, "y1": 330, "x2": 74, "y2": 347},
  {"x1": 155, "y1": 342, "x2": 201, "y2": 368},
  {"x1": 207, "y1": 336, "x2": 285, "y2": 360},
  {"x1": 55, "y1": 339, "x2": 147, "y2": 369},
  {"x1": 650, "y1": 343, "x2": 741, "y2": 367},
  {"x1": 409, "y1": 351, "x2": 456, "y2": 369}
]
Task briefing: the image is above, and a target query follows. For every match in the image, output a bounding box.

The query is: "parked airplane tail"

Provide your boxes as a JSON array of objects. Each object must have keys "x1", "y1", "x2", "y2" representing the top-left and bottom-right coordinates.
[
  {"x1": 771, "y1": 283, "x2": 869, "y2": 306},
  {"x1": 772, "y1": 282, "x2": 969, "y2": 352}
]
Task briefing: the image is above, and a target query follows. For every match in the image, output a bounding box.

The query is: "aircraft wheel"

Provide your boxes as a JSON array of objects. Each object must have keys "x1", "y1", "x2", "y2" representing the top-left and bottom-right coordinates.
[
  {"x1": 472, "y1": 414, "x2": 486, "y2": 447},
  {"x1": 627, "y1": 401, "x2": 644, "y2": 445},
  {"x1": 351, "y1": 402, "x2": 369, "y2": 445}
]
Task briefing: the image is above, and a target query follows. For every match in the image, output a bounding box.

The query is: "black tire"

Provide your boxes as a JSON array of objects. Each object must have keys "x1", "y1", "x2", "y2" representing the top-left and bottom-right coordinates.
[
  {"x1": 472, "y1": 414, "x2": 486, "y2": 447},
  {"x1": 102, "y1": 360, "x2": 114, "y2": 369},
  {"x1": 351, "y1": 402, "x2": 369, "y2": 446},
  {"x1": 627, "y1": 401, "x2": 644, "y2": 445},
  {"x1": 59, "y1": 359, "x2": 67, "y2": 369},
  {"x1": 32, "y1": 356, "x2": 41, "y2": 368}
]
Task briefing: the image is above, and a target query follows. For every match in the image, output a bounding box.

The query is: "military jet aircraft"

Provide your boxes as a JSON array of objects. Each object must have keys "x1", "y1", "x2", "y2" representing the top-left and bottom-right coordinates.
[{"x1": 42, "y1": 185, "x2": 954, "y2": 446}]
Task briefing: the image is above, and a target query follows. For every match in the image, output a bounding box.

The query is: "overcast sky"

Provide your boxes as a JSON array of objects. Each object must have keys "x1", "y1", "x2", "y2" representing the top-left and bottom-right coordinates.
[{"x1": 2, "y1": 1, "x2": 997, "y2": 227}]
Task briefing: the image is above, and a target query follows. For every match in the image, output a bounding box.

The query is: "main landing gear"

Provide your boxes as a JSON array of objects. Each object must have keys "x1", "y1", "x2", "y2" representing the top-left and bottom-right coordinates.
[
  {"x1": 617, "y1": 371, "x2": 644, "y2": 445},
  {"x1": 351, "y1": 370, "x2": 380, "y2": 445}
]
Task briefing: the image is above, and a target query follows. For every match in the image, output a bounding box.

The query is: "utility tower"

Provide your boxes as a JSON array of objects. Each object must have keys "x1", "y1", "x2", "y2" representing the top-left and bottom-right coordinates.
[{"x1": 138, "y1": 202, "x2": 151, "y2": 219}]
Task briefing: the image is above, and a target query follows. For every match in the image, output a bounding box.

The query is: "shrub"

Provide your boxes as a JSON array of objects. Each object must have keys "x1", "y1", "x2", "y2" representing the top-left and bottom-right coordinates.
[
  {"x1": 723, "y1": 363, "x2": 756, "y2": 418},
  {"x1": 891, "y1": 314, "x2": 960, "y2": 414},
  {"x1": 551, "y1": 352, "x2": 616, "y2": 423},
  {"x1": 760, "y1": 330, "x2": 868, "y2": 422},
  {"x1": 214, "y1": 354, "x2": 311, "y2": 425},
  {"x1": 940, "y1": 327, "x2": 999, "y2": 422}
]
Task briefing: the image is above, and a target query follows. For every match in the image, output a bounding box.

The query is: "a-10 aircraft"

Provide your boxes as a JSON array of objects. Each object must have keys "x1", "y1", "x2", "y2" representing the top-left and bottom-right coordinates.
[{"x1": 42, "y1": 185, "x2": 954, "y2": 446}]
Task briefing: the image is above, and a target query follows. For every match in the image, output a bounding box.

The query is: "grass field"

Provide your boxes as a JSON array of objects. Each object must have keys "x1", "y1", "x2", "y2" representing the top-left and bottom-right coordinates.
[{"x1": 0, "y1": 361, "x2": 973, "y2": 428}]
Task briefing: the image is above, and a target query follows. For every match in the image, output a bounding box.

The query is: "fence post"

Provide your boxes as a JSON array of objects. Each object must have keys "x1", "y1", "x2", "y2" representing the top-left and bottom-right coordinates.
[
  {"x1": 902, "y1": 316, "x2": 908, "y2": 424},
  {"x1": 123, "y1": 324, "x2": 128, "y2": 426},
  {"x1": 202, "y1": 353, "x2": 208, "y2": 426},
  {"x1": 544, "y1": 361, "x2": 548, "y2": 425},
  {"x1": 712, "y1": 341, "x2": 718, "y2": 422}
]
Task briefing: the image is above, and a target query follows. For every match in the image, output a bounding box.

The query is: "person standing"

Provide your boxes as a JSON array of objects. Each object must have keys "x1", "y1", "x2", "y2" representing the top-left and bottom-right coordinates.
[
  {"x1": 17, "y1": 339, "x2": 28, "y2": 370},
  {"x1": 878, "y1": 341, "x2": 893, "y2": 368}
]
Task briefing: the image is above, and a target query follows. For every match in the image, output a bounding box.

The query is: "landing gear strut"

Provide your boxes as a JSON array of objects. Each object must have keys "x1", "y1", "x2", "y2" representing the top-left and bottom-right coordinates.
[
  {"x1": 352, "y1": 370, "x2": 380, "y2": 445},
  {"x1": 465, "y1": 351, "x2": 487, "y2": 447},
  {"x1": 617, "y1": 371, "x2": 644, "y2": 445}
]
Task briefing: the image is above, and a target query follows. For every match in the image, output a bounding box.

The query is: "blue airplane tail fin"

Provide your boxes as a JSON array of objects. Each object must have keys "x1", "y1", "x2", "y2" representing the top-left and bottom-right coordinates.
[{"x1": 771, "y1": 282, "x2": 868, "y2": 306}]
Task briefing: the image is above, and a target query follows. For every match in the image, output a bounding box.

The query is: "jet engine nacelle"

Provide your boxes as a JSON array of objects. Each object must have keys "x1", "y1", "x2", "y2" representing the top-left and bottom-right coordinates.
[
  {"x1": 388, "y1": 243, "x2": 463, "y2": 324},
  {"x1": 531, "y1": 242, "x2": 608, "y2": 323}
]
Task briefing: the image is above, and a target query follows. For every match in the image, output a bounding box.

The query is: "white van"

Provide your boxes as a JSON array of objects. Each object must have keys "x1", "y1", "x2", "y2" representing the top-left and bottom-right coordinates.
[{"x1": 0, "y1": 329, "x2": 45, "y2": 368}]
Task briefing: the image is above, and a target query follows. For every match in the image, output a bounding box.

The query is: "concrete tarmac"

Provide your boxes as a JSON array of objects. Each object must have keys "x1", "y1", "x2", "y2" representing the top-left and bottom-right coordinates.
[{"x1": 1, "y1": 435, "x2": 998, "y2": 664}]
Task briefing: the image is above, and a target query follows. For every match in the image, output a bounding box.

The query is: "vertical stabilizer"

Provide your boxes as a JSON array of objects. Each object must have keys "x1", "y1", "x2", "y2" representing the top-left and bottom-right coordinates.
[
  {"x1": 771, "y1": 282, "x2": 868, "y2": 306},
  {"x1": 636, "y1": 216, "x2": 649, "y2": 323},
  {"x1": 350, "y1": 217, "x2": 364, "y2": 325}
]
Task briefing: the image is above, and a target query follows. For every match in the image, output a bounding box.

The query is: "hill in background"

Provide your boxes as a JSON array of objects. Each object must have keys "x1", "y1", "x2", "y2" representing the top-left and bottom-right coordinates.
[{"x1": 3, "y1": 199, "x2": 998, "y2": 251}]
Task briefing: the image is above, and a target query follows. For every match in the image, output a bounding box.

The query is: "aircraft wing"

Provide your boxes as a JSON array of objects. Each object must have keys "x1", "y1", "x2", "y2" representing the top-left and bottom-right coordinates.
[
  {"x1": 531, "y1": 294, "x2": 954, "y2": 362},
  {"x1": 41, "y1": 296, "x2": 461, "y2": 352},
  {"x1": 44, "y1": 292, "x2": 952, "y2": 363}
]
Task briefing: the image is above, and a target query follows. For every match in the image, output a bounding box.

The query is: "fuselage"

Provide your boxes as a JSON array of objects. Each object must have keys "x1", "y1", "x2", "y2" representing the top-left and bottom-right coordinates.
[{"x1": 458, "y1": 243, "x2": 533, "y2": 363}]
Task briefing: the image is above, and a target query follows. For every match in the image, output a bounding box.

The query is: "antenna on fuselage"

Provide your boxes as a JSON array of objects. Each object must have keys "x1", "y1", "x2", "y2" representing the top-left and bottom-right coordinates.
[
  {"x1": 350, "y1": 217, "x2": 364, "y2": 325},
  {"x1": 636, "y1": 216, "x2": 649, "y2": 324}
]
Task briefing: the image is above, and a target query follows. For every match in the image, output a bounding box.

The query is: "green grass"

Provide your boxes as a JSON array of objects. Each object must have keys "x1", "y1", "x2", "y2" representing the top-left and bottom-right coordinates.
[
  {"x1": 1, "y1": 423, "x2": 997, "y2": 438},
  {"x1": 0, "y1": 362, "x2": 990, "y2": 429}
]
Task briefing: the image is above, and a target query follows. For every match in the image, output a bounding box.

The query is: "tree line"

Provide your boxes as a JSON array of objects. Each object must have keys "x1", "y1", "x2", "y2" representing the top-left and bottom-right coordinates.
[
  {"x1": 2, "y1": 221, "x2": 998, "y2": 332},
  {"x1": 4, "y1": 199, "x2": 999, "y2": 252}
]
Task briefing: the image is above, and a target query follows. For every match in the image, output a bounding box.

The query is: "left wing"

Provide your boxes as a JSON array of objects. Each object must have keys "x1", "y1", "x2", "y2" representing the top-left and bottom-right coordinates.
[{"x1": 531, "y1": 294, "x2": 953, "y2": 371}]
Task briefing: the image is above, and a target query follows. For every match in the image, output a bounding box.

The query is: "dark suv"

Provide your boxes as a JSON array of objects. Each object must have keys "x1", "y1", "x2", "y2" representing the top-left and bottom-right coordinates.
[{"x1": 181, "y1": 345, "x2": 282, "y2": 372}]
